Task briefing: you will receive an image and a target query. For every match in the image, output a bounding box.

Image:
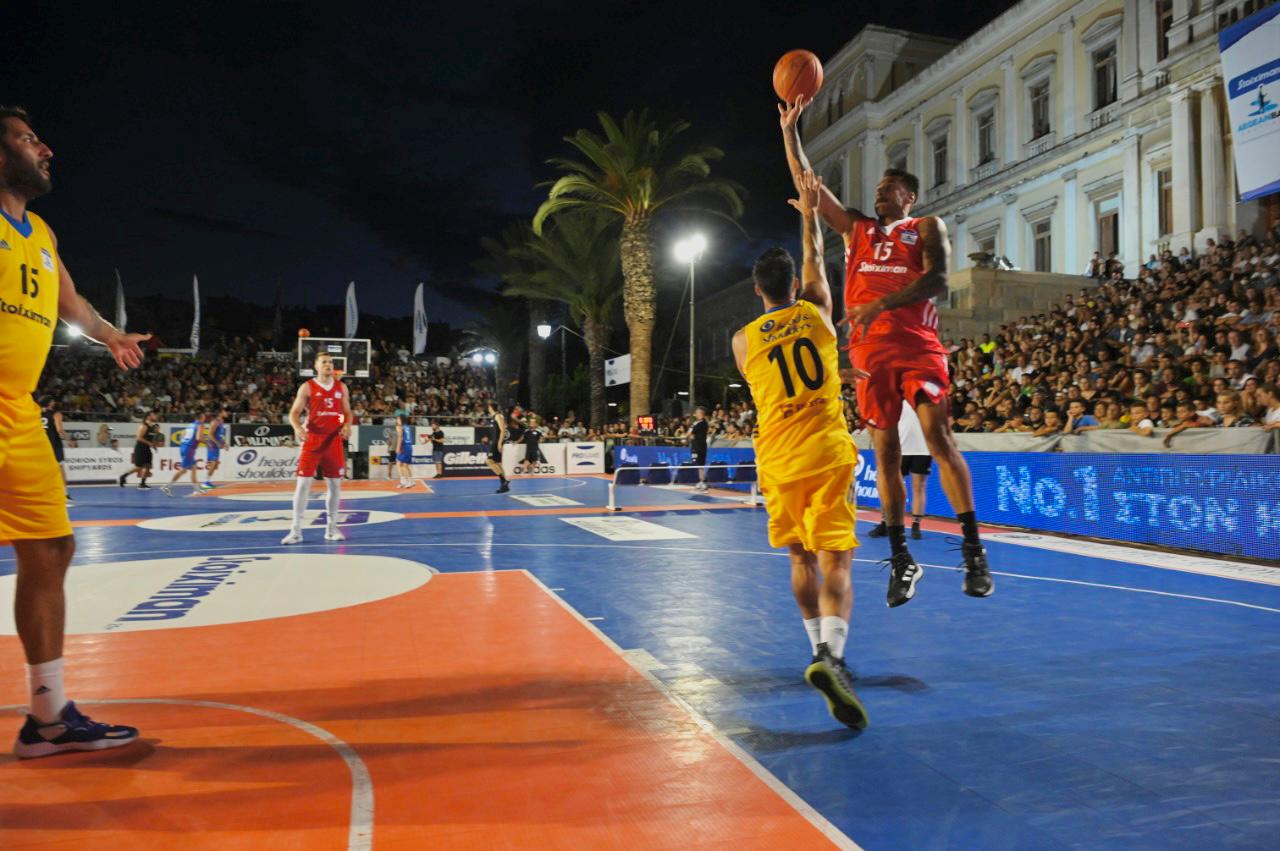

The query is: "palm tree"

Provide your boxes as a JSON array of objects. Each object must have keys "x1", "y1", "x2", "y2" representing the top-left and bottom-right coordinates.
[
  {"x1": 534, "y1": 110, "x2": 744, "y2": 424},
  {"x1": 477, "y1": 224, "x2": 549, "y2": 413},
  {"x1": 501, "y1": 211, "x2": 622, "y2": 428}
]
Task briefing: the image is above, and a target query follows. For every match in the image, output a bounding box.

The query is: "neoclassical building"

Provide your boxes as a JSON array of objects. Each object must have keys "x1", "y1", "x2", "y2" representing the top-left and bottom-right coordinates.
[{"x1": 802, "y1": 0, "x2": 1278, "y2": 278}]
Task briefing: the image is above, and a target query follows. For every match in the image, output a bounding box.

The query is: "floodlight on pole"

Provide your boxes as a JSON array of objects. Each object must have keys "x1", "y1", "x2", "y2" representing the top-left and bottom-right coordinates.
[
  {"x1": 484, "y1": 352, "x2": 496, "y2": 365},
  {"x1": 672, "y1": 233, "x2": 708, "y2": 413},
  {"x1": 537, "y1": 324, "x2": 553, "y2": 339}
]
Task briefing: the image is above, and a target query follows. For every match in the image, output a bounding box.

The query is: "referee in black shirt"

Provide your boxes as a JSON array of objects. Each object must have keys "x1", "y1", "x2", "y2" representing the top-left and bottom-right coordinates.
[{"x1": 690, "y1": 406, "x2": 709, "y2": 492}]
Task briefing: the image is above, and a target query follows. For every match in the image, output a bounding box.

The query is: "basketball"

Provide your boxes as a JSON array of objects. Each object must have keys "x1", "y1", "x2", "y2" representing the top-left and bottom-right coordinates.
[
  {"x1": 773, "y1": 49, "x2": 823, "y2": 104},
  {"x1": 298, "y1": 328, "x2": 311, "y2": 338}
]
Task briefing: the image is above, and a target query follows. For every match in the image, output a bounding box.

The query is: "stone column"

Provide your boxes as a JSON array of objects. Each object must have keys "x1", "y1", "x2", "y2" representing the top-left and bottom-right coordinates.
[
  {"x1": 1002, "y1": 192, "x2": 1020, "y2": 267},
  {"x1": 1120, "y1": 0, "x2": 1142, "y2": 100},
  {"x1": 1062, "y1": 168, "x2": 1078, "y2": 273},
  {"x1": 912, "y1": 115, "x2": 926, "y2": 187},
  {"x1": 1002, "y1": 56, "x2": 1019, "y2": 164},
  {"x1": 1059, "y1": 18, "x2": 1077, "y2": 139},
  {"x1": 863, "y1": 132, "x2": 884, "y2": 214},
  {"x1": 1168, "y1": 0, "x2": 1191, "y2": 52},
  {"x1": 1169, "y1": 87, "x2": 1200, "y2": 252},
  {"x1": 843, "y1": 143, "x2": 860, "y2": 210},
  {"x1": 953, "y1": 212, "x2": 969, "y2": 270},
  {"x1": 952, "y1": 90, "x2": 970, "y2": 185},
  {"x1": 863, "y1": 56, "x2": 879, "y2": 101},
  {"x1": 1196, "y1": 77, "x2": 1226, "y2": 246},
  {"x1": 1122, "y1": 131, "x2": 1141, "y2": 271}
]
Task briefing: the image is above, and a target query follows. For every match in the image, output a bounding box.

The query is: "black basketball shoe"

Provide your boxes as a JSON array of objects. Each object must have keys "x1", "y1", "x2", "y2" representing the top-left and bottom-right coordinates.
[
  {"x1": 884, "y1": 551, "x2": 923, "y2": 607},
  {"x1": 804, "y1": 644, "x2": 869, "y2": 730},
  {"x1": 961, "y1": 541, "x2": 994, "y2": 597}
]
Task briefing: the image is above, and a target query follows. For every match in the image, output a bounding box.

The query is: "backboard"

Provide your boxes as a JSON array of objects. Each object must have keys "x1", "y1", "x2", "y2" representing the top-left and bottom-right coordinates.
[{"x1": 297, "y1": 337, "x2": 372, "y2": 378}]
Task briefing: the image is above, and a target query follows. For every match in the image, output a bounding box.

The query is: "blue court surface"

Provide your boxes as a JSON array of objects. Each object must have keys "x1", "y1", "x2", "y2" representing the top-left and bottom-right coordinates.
[{"x1": 9, "y1": 475, "x2": 1280, "y2": 850}]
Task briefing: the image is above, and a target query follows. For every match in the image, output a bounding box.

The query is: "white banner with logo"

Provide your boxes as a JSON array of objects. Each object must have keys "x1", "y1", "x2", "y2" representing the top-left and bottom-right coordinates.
[
  {"x1": 61, "y1": 421, "x2": 144, "y2": 448},
  {"x1": 64, "y1": 447, "x2": 136, "y2": 482},
  {"x1": 215, "y1": 446, "x2": 301, "y2": 482},
  {"x1": 564, "y1": 442, "x2": 605, "y2": 474},
  {"x1": 1219, "y1": 5, "x2": 1280, "y2": 200},
  {"x1": 501, "y1": 442, "x2": 567, "y2": 477},
  {"x1": 604, "y1": 354, "x2": 631, "y2": 386}
]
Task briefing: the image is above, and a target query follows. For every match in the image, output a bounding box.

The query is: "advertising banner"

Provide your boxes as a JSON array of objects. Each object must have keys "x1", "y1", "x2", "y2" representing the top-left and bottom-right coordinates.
[
  {"x1": 565, "y1": 442, "x2": 606, "y2": 474},
  {"x1": 228, "y1": 423, "x2": 295, "y2": 448},
  {"x1": 63, "y1": 447, "x2": 135, "y2": 482},
  {"x1": 215, "y1": 446, "x2": 300, "y2": 482},
  {"x1": 439, "y1": 445, "x2": 495, "y2": 477},
  {"x1": 1218, "y1": 4, "x2": 1280, "y2": 201},
  {"x1": 502, "y1": 443, "x2": 567, "y2": 477},
  {"x1": 61, "y1": 421, "x2": 141, "y2": 448},
  {"x1": 853, "y1": 449, "x2": 1280, "y2": 562}
]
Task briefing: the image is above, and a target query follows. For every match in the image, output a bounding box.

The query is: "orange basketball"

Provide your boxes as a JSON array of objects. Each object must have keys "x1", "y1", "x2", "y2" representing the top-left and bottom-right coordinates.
[
  {"x1": 298, "y1": 328, "x2": 311, "y2": 338},
  {"x1": 773, "y1": 49, "x2": 823, "y2": 104}
]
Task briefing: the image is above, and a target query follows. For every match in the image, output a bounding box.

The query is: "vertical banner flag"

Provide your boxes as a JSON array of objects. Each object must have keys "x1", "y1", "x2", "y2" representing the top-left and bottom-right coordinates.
[
  {"x1": 604, "y1": 353, "x2": 632, "y2": 386},
  {"x1": 190, "y1": 275, "x2": 201, "y2": 351},
  {"x1": 1219, "y1": 4, "x2": 1280, "y2": 200},
  {"x1": 114, "y1": 269, "x2": 127, "y2": 331},
  {"x1": 344, "y1": 282, "x2": 359, "y2": 338},
  {"x1": 413, "y1": 282, "x2": 428, "y2": 354}
]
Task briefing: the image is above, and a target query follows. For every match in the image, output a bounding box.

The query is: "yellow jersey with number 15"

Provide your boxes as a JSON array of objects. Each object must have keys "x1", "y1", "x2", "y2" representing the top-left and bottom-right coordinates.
[
  {"x1": 741, "y1": 299, "x2": 855, "y2": 486},
  {"x1": 0, "y1": 210, "x2": 60, "y2": 399}
]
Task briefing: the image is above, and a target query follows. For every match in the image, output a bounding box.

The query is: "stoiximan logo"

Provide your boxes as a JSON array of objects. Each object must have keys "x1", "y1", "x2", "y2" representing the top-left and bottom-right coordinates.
[{"x1": 0, "y1": 554, "x2": 434, "y2": 634}]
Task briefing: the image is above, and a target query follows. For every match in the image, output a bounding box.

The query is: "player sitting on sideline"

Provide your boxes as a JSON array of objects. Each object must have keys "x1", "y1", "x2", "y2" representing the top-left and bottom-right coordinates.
[
  {"x1": 733, "y1": 170, "x2": 867, "y2": 729},
  {"x1": 282, "y1": 352, "x2": 352, "y2": 544},
  {"x1": 780, "y1": 95, "x2": 993, "y2": 607}
]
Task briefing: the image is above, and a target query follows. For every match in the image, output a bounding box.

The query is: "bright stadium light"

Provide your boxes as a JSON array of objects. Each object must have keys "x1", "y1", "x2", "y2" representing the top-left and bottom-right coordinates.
[
  {"x1": 537, "y1": 323, "x2": 553, "y2": 339},
  {"x1": 677, "y1": 391, "x2": 689, "y2": 396},
  {"x1": 471, "y1": 353, "x2": 483, "y2": 364},
  {"x1": 729, "y1": 382, "x2": 742, "y2": 388},
  {"x1": 673, "y1": 233, "x2": 707, "y2": 264},
  {"x1": 484, "y1": 352, "x2": 496, "y2": 365}
]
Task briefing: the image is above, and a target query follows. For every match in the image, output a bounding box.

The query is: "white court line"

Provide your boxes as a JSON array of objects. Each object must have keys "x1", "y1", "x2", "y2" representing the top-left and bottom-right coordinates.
[
  {"x1": 0, "y1": 697, "x2": 373, "y2": 851},
  {"x1": 518, "y1": 569, "x2": 860, "y2": 851},
  {"x1": 5, "y1": 542, "x2": 1277, "y2": 615}
]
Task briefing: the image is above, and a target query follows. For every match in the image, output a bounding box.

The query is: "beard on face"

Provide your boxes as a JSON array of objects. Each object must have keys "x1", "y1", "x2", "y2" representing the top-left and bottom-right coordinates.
[{"x1": 0, "y1": 144, "x2": 51, "y2": 199}]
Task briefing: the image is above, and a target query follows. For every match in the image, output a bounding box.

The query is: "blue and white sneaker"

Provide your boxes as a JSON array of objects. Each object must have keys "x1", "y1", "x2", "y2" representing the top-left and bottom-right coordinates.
[
  {"x1": 14, "y1": 701, "x2": 139, "y2": 759},
  {"x1": 200, "y1": 481, "x2": 216, "y2": 492}
]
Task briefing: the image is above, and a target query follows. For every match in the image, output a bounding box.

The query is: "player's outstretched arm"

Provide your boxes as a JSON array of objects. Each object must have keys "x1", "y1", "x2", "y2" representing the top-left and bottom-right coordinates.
[
  {"x1": 50, "y1": 229, "x2": 150, "y2": 370},
  {"x1": 778, "y1": 96, "x2": 861, "y2": 237},
  {"x1": 788, "y1": 170, "x2": 834, "y2": 326},
  {"x1": 845, "y1": 216, "x2": 950, "y2": 336}
]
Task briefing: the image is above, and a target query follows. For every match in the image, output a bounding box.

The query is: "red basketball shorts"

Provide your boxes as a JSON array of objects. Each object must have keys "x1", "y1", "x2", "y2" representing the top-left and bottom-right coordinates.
[
  {"x1": 297, "y1": 431, "x2": 345, "y2": 478},
  {"x1": 849, "y1": 341, "x2": 949, "y2": 430}
]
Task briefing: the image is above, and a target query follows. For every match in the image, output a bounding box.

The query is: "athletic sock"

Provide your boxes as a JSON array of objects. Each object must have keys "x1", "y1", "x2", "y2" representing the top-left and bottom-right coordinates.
[
  {"x1": 26, "y1": 658, "x2": 66, "y2": 724},
  {"x1": 957, "y1": 511, "x2": 981, "y2": 545},
  {"x1": 819, "y1": 616, "x2": 848, "y2": 659},
  {"x1": 290, "y1": 476, "x2": 310, "y2": 530},
  {"x1": 803, "y1": 617, "x2": 822, "y2": 654},
  {"x1": 888, "y1": 525, "x2": 908, "y2": 555},
  {"x1": 325, "y1": 478, "x2": 342, "y2": 529}
]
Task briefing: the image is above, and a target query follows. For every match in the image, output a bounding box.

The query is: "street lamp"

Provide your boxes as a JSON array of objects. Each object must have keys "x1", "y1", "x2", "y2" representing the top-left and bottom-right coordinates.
[
  {"x1": 538, "y1": 323, "x2": 574, "y2": 381},
  {"x1": 673, "y1": 233, "x2": 707, "y2": 413},
  {"x1": 723, "y1": 380, "x2": 742, "y2": 410}
]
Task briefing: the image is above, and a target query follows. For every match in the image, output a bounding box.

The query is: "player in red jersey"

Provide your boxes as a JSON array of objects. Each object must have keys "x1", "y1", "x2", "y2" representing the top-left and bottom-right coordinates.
[
  {"x1": 780, "y1": 95, "x2": 992, "y2": 607},
  {"x1": 282, "y1": 352, "x2": 353, "y2": 545}
]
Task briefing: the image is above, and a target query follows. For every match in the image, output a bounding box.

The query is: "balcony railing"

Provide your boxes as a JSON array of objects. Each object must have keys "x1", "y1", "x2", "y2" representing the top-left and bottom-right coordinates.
[
  {"x1": 1088, "y1": 104, "x2": 1117, "y2": 130},
  {"x1": 1023, "y1": 131, "x2": 1057, "y2": 160},
  {"x1": 971, "y1": 158, "x2": 1001, "y2": 182},
  {"x1": 924, "y1": 181, "x2": 953, "y2": 205}
]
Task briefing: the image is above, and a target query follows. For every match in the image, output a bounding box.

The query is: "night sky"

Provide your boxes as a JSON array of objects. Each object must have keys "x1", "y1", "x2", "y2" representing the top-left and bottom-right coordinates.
[{"x1": 10, "y1": 0, "x2": 1016, "y2": 325}]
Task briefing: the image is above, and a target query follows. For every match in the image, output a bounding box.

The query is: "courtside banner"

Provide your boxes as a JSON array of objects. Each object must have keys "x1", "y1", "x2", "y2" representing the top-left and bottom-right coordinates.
[
  {"x1": 566, "y1": 442, "x2": 605, "y2": 474},
  {"x1": 64, "y1": 448, "x2": 135, "y2": 482},
  {"x1": 1219, "y1": 4, "x2": 1280, "y2": 200},
  {"x1": 855, "y1": 449, "x2": 1280, "y2": 562},
  {"x1": 502, "y1": 442, "x2": 567, "y2": 477},
  {"x1": 440, "y1": 445, "x2": 495, "y2": 477},
  {"x1": 229, "y1": 423, "x2": 295, "y2": 448},
  {"x1": 215, "y1": 447, "x2": 300, "y2": 482}
]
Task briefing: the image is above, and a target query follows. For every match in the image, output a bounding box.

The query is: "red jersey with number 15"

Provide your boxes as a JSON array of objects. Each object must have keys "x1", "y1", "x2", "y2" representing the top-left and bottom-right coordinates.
[
  {"x1": 305, "y1": 378, "x2": 347, "y2": 435},
  {"x1": 844, "y1": 214, "x2": 945, "y2": 355}
]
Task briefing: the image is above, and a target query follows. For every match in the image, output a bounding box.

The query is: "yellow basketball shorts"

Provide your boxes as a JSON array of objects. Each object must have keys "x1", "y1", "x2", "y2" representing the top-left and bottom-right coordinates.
[
  {"x1": 763, "y1": 462, "x2": 858, "y2": 553},
  {"x1": 0, "y1": 394, "x2": 72, "y2": 544}
]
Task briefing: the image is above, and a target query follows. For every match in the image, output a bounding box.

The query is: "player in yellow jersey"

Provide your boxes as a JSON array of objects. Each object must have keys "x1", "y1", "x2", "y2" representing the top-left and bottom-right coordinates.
[
  {"x1": 1, "y1": 106, "x2": 150, "y2": 757},
  {"x1": 732, "y1": 170, "x2": 868, "y2": 729}
]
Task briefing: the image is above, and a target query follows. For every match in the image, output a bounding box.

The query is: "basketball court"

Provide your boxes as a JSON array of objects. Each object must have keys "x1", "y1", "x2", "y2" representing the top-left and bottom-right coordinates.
[{"x1": 2, "y1": 474, "x2": 1277, "y2": 849}]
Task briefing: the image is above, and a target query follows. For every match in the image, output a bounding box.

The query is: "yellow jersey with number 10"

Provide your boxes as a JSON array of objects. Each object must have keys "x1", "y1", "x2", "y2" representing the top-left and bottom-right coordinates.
[
  {"x1": 0, "y1": 210, "x2": 60, "y2": 399},
  {"x1": 742, "y1": 299, "x2": 856, "y2": 485}
]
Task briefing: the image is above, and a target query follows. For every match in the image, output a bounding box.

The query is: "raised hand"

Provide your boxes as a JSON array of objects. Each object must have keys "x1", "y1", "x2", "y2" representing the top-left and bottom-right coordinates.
[
  {"x1": 777, "y1": 94, "x2": 809, "y2": 132},
  {"x1": 787, "y1": 170, "x2": 823, "y2": 214},
  {"x1": 104, "y1": 330, "x2": 151, "y2": 371}
]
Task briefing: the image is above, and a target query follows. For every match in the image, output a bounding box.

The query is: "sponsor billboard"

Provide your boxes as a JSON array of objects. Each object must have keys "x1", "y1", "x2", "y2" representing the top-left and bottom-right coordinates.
[
  {"x1": 63, "y1": 447, "x2": 135, "y2": 482},
  {"x1": 217, "y1": 446, "x2": 300, "y2": 482},
  {"x1": 501, "y1": 442, "x2": 567, "y2": 477},
  {"x1": 565, "y1": 442, "x2": 605, "y2": 474},
  {"x1": 440, "y1": 445, "x2": 495, "y2": 477},
  {"x1": 1219, "y1": 4, "x2": 1280, "y2": 200},
  {"x1": 229, "y1": 423, "x2": 295, "y2": 448},
  {"x1": 60, "y1": 421, "x2": 141, "y2": 447}
]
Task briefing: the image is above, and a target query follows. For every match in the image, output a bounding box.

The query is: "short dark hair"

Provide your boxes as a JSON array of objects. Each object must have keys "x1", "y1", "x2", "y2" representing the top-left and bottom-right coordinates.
[
  {"x1": 882, "y1": 168, "x2": 919, "y2": 196},
  {"x1": 1260, "y1": 382, "x2": 1280, "y2": 398},
  {"x1": 0, "y1": 105, "x2": 31, "y2": 126},
  {"x1": 752, "y1": 247, "x2": 795, "y2": 302}
]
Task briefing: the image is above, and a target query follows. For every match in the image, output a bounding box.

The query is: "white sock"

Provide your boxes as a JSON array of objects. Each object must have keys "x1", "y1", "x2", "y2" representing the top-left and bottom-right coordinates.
[
  {"x1": 820, "y1": 616, "x2": 848, "y2": 659},
  {"x1": 26, "y1": 658, "x2": 66, "y2": 724},
  {"x1": 325, "y1": 478, "x2": 342, "y2": 529},
  {"x1": 291, "y1": 477, "x2": 310, "y2": 531},
  {"x1": 803, "y1": 617, "x2": 822, "y2": 654}
]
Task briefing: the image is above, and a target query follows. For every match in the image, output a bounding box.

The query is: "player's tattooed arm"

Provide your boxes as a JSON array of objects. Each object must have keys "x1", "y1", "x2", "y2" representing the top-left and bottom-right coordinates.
[
  {"x1": 778, "y1": 96, "x2": 861, "y2": 237},
  {"x1": 876, "y1": 216, "x2": 950, "y2": 311},
  {"x1": 49, "y1": 227, "x2": 151, "y2": 370}
]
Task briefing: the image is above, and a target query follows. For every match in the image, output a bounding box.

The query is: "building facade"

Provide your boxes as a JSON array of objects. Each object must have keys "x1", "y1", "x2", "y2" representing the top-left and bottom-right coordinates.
[{"x1": 802, "y1": 0, "x2": 1277, "y2": 280}]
